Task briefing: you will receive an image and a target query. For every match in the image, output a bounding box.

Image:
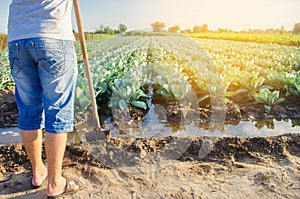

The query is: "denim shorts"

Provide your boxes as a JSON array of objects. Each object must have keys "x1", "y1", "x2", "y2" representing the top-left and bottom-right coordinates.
[{"x1": 8, "y1": 38, "x2": 78, "y2": 133}]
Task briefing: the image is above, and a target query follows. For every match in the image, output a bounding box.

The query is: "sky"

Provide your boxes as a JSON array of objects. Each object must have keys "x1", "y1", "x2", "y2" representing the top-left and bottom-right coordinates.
[{"x1": 1, "y1": 0, "x2": 300, "y2": 33}]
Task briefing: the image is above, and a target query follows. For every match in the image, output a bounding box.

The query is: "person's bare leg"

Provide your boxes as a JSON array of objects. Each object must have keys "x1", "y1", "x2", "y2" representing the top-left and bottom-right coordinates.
[
  {"x1": 45, "y1": 132, "x2": 68, "y2": 196},
  {"x1": 22, "y1": 129, "x2": 47, "y2": 186}
]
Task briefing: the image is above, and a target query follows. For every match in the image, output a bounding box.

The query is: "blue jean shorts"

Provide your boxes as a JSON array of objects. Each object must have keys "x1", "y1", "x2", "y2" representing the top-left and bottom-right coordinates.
[{"x1": 8, "y1": 38, "x2": 78, "y2": 133}]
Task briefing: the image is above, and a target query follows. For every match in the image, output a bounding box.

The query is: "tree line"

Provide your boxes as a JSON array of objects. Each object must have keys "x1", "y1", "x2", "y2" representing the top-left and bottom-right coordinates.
[
  {"x1": 1, "y1": 22, "x2": 300, "y2": 49},
  {"x1": 88, "y1": 23, "x2": 127, "y2": 35},
  {"x1": 87, "y1": 21, "x2": 300, "y2": 35},
  {"x1": 150, "y1": 21, "x2": 300, "y2": 35}
]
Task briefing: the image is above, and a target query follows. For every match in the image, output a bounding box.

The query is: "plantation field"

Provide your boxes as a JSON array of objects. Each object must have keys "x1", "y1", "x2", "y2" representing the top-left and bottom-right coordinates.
[
  {"x1": 73, "y1": 35, "x2": 300, "y2": 133},
  {"x1": 0, "y1": 35, "x2": 300, "y2": 131},
  {"x1": 185, "y1": 32, "x2": 300, "y2": 47}
]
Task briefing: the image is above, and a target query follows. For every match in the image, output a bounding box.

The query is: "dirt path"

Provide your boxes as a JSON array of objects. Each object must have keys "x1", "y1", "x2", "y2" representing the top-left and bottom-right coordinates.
[{"x1": 1, "y1": 134, "x2": 300, "y2": 199}]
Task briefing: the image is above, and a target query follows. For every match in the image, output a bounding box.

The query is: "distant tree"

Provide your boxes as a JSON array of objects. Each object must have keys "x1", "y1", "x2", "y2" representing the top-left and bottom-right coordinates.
[
  {"x1": 185, "y1": 29, "x2": 192, "y2": 33},
  {"x1": 151, "y1": 21, "x2": 166, "y2": 32},
  {"x1": 118, "y1": 24, "x2": 127, "y2": 33},
  {"x1": 193, "y1": 25, "x2": 202, "y2": 33},
  {"x1": 95, "y1": 25, "x2": 115, "y2": 35},
  {"x1": 193, "y1": 24, "x2": 209, "y2": 33},
  {"x1": 104, "y1": 26, "x2": 114, "y2": 35},
  {"x1": 181, "y1": 29, "x2": 192, "y2": 33},
  {"x1": 280, "y1": 26, "x2": 286, "y2": 34},
  {"x1": 168, "y1": 25, "x2": 180, "y2": 33},
  {"x1": 292, "y1": 23, "x2": 300, "y2": 34},
  {"x1": 217, "y1": 28, "x2": 229, "y2": 33},
  {"x1": 95, "y1": 24, "x2": 105, "y2": 34},
  {"x1": 265, "y1": 28, "x2": 275, "y2": 34},
  {"x1": 201, "y1": 24, "x2": 209, "y2": 32}
]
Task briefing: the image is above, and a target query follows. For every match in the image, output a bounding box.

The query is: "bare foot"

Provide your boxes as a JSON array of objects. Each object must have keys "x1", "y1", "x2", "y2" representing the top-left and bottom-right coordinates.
[{"x1": 32, "y1": 166, "x2": 47, "y2": 187}]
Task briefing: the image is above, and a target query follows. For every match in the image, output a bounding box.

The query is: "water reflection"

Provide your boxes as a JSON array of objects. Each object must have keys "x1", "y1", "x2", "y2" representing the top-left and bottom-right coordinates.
[
  {"x1": 106, "y1": 92, "x2": 300, "y2": 137},
  {"x1": 107, "y1": 107, "x2": 300, "y2": 138},
  {"x1": 213, "y1": 118, "x2": 300, "y2": 131},
  {"x1": 0, "y1": 118, "x2": 299, "y2": 145},
  {"x1": 220, "y1": 118, "x2": 300, "y2": 137}
]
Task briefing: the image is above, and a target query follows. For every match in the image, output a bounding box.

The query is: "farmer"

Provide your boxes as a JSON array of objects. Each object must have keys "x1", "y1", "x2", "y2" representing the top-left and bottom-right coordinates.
[{"x1": 7, "y1": 0, "x2": 84, "y2": 198}]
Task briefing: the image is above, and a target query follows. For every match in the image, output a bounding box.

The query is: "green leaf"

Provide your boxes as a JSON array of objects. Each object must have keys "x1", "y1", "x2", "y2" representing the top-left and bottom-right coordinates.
[
  {"x1": 275, "y1": 98, "x2": 285, "y2": 104},
  {"x1": 254, "y1": 88, "x2": 285, "y2": 105},
  {"x1": 139, "y1": 92, "x2": 151, "y2": 99},
  {"x1": 118, "y1": 99, "x2": 128, "y2": 110},
  {"x1": 110, "y1": 97, "x2": 118, "y2": 106},
  {"x1": 126, "y1": 86, "x2": 132, "y2": 96},
  {"x1": 130, "y1": 101, "x2": 148, "y2": 110},
  {"x1": 79, "y1": 95, "x2": 90, "y2": 108},
  {"x1": 271, "y1": 91, "x2": 279, "y2": 101},
  {"x1": 130, "y1": 90, "x2": 142, "y2": 101},
  {"x1": 252, "y1": 77, "x2": 264, "y2": 88},
  {"x1": 295, "y1": 82, "x2": 300, "y2": 91},
  {"x1": 95, "y1": 82, "x2": 107, "y2": 94},
  {"x1": 226, "y1": 89, "x2": 247, "y2": 97},
  {"x1": 254, "y1": 96, "x2": 265, "y2": 104},
  {"x1": 114, "y1": 79, "x2": 123, "y2": 89}
]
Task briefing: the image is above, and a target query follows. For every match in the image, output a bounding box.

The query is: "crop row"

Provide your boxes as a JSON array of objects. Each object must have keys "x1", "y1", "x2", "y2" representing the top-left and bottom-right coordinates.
[
  {"x1": 195, "y1": 38, "x2": 300, "y2": 109},
  {"x1": 186, "y1": 32, "x2": 300, "y2": 47},
  {"x1": 0, "y1": 35, "x2": 299, "y2": 119}
]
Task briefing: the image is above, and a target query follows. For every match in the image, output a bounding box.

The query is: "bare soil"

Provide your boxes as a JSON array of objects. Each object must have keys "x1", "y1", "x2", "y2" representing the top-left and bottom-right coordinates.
[
  {"x1": 0, "y1": 134, "x2": 300, "y2": 198},
  {"x1": 1, "y1": 88, "x2": 300, "y2": 198},
  {"x1": 0, "y1": 88, "x2": 18, "y2": 128}
]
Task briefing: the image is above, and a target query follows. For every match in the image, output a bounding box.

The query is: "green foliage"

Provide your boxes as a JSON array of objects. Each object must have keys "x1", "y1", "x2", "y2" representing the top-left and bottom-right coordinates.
[
  {"x1": 1, "y1": 34, "x2": 299, "y2": 124},
  {"x1": 168, "y1": 25, "x2": 180, "y2": 33},
  {"x1": 153, "y1": 64, "x2": 192, "y2": 101},
  {"x1": 74, "y1": 76, "x2": 91, "y2": 112},
  {"x1": 186, "y1": 32, "x2": 300, "y2": 46},
  {"x1": 292, "y1": 23, "x2": 300, "y2": 35},
  {"x1": 193, "y1": 24, "x2": 209, "y2": 33},
  {"x1": 266, "y1": 71, "x2": 296, "y2": 91},
  {"x1": 111, "y1": 78, "x2": 148, "y2": 110},
  {"x1": 151, "y1": 21, "x2": 166, "y2": 32},
  {"x1": 285, "y1": 71, "x2": 300, "y2": 96},
  {"x1": 254, "y1": 88, "x2": 285, "y2": 110},
  {"x1": 0, "y1": 50, "x2": 14, "y2": 89},
  {"x1": 150, "y1": 47, "x2": 195, "y2": 103},
  {"x1": 94, "y1": 24, "x2": 115, "y2": 35},
  {"x1": 118, "y1": 24, "x2": 128, "y2": 34},
  {"x1": 238, "y1": 71, "x2": 264, "y2": 95},
  {"x1": 291, "y1": 119, "x2": 300, "y2": 127},
  {"x1": 286, "y1": 82, "x2": 300, "y2": 97}
]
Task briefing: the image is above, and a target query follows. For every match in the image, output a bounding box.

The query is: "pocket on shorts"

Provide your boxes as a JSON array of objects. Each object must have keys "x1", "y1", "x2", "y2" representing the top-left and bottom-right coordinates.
[
  {"x1": 37, "y1": 42, "x2": 66, "y2": 77},
  {"x1": 8, "y1": 42, "x2": 21, "y2": 75}
]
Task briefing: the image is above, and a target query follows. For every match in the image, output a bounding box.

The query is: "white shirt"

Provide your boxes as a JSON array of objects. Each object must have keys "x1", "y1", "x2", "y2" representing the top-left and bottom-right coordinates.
[{"x1": 8, "y1": 0, "x2": 74, "y2": 42}]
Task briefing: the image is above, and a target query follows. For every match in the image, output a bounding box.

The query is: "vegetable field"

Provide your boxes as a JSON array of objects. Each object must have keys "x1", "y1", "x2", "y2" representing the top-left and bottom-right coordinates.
[
  {"x1": 0, "y1": 35, "x2": 300, "y2": 132},
  {"x1": 73, "y1": 35, "x2": 300, "y2": 133},
  {"x1": 186, "y1": 32, "x2": 300, "y2": 46}
]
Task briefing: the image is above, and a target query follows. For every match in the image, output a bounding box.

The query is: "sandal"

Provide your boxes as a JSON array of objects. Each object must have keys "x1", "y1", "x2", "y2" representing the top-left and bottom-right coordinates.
[{"x1": 47, "y1": 177, "x2": 85, "y2": 199}]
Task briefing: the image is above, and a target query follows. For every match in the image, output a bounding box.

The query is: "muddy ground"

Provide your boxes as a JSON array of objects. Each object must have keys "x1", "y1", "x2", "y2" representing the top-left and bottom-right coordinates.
[
  {"x1": 0, "y1": 134, "x2": 300, "y2": 198},
  {"x1": 1, "y1": 88, "x2": 300, "y2": 198},
  {"x1": 1, "y1": 87, "x2": 300, "y2": 129}
]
